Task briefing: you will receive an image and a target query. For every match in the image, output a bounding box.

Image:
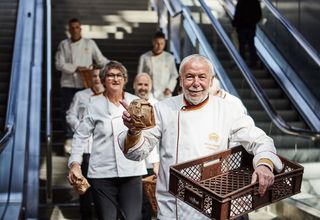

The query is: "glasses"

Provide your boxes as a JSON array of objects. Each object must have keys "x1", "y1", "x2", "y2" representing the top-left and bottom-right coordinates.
[{"x1": 106, "y1": 74, "x2": 124, "y2": 80}]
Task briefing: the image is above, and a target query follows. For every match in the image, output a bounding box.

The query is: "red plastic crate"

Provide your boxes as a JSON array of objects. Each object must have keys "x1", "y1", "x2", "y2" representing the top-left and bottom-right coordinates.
[{"x1": 169, "y1": 146, "x2": 303, "y2": 220}]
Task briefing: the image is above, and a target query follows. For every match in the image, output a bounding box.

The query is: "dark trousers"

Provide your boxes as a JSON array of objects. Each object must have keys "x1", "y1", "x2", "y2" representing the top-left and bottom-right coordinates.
[
  {"x1": 89, "y1": 176, "x2": 143, "y2": 220},
  {"x1": 60, "y1": 87, "x2": 83, "y2": 138},
  {"x1": 142, "y1": 169, "x2": 154, "y2": 220},
  {"x1": 237, "y1": 26, "x2": 258, "y2": 66},
  {"x1": 80, "y1": 153, "x2": 94, "y2": 220}
]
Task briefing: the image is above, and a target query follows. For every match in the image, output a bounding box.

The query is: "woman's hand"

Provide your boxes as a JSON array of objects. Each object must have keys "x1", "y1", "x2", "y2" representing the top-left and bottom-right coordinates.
[{"x1": 67, "y1": 162, "x2": 83, "y2": 185}]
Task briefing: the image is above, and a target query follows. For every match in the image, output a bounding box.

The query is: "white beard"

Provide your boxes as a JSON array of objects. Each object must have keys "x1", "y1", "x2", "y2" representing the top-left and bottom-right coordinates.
[{"x1": 184, "y1": 94, "x2": 208, "y2": 105}]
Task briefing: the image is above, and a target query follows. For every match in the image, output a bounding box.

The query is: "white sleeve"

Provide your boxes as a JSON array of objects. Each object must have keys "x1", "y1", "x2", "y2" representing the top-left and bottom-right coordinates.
[
  {"x1": 137, "y1": 54, "x2": 145, "y2": 73},
  {"x1": 145, "y1": 143, "x2": 160, "y2": 164},
  {"x1": 55, "y1": 41, "x2": 77, "y2": 74},
  {"x1": 167, "y1": 56, "x2": 178, "y2": 92},
  {"x1": 68, "y1": 107, "x2": 94, "y2": 167},
  {"x1": 90, "y1": 40, "x2": 109, "y2": 67},
  {"x1": 66, "y1": 93, "x2": 81, "y2": 132}
]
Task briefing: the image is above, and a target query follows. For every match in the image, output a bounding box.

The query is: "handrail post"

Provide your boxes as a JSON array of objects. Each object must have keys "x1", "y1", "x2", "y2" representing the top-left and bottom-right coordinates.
[{"x1": 45, "y1": 0, "x2": 52, "y2": 204}]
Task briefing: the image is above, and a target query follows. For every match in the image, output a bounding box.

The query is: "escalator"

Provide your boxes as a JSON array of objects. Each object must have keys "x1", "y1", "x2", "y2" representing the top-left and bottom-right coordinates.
[
  {"x1": 0, "y1": 0, "x2": 18, "y2": 130},
  {"x1": 0, "y1": 0, "x2": 43, "y2": 219},
  {"x1": 183, "y1": 0, "x2": 320, "y2": 160}
]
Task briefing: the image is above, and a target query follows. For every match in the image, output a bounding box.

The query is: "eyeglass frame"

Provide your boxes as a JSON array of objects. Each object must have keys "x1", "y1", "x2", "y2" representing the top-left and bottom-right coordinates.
[{"x1": 105, "y1": 73, "x2": 125, "y2": 80}]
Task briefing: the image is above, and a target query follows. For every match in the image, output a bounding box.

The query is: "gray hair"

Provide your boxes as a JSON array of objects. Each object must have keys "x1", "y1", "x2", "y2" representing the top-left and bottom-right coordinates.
[
  {"x1": 134, "y1": 72, "x2": 152, "y2": 88},
  {"x1": 99, "y1": 60, "x2": 128, "y2": 83},
  {"x1": 179, "y1": 54, "x2": 215, "y2": 76}
]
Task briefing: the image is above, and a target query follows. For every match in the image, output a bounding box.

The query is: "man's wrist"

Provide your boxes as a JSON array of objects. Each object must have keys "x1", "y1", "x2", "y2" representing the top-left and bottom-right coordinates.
[{"x1": 256, "y1": 158, "x2": 274, "y2": 172}]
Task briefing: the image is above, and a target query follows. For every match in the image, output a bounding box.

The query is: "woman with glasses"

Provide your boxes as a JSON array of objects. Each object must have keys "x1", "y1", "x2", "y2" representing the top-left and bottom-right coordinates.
[{"x1": 68, "y1": 61, "x2": 146, "y2": 220}]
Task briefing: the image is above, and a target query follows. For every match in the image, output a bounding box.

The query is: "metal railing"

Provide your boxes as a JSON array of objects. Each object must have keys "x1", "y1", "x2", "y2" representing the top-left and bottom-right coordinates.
[
  {"x1": 45, "y1": 0, "x2": 53, "y2": 204},
  {"x1": 198, "y1": 0, "x2": 320, "y2": 140},
  {"x1": 0, "y1": 0, "x2": 44, "y2": 218},
  {"x1": 260, "y1": 0, "x2": 320, "y2": 67},
  {"x1": 222, "y1": 0, "x2": 320, "y2": 128}
]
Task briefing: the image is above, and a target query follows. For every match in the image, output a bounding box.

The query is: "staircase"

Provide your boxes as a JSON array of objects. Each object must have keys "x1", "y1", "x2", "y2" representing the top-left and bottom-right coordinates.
[
  {"x1": 0, "y1": 0, "x2": 18, "y2": 130},
  {"x1": 39, "y1": 0, "x2": 158, "y2": 218}
]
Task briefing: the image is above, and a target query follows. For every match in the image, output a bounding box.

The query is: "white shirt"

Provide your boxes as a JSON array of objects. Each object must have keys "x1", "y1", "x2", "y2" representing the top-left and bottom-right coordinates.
[
  {"x1": 69, "y1": 92, "x2": 147, "y2": 178},
  {"x1": 55, "y1": 38, "x2": 108, "y2": 88},
  {"x1": 137, "y1": 51, "x2": 178, "y2": 100},
  {"x1": 66, "y1": 88, "x2": 95, "y2": 153},
  {"x1": 118, "y1": 94, "x2": 283, "y2": 220}
]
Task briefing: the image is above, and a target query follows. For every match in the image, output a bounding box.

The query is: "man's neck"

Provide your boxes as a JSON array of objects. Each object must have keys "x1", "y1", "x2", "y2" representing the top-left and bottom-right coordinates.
[
  {"x1": 71, "y1": 37, "x2": 81, "y2": 43},
  {"x1": 152, "y1": 51, "x2": 163, "y2": 56},
  {"x1": 91, "y1": 84, "x2": 104, "y2": 95},
  {"x1": 184, "y1": 95, "x2": 209, "y2": 106}
]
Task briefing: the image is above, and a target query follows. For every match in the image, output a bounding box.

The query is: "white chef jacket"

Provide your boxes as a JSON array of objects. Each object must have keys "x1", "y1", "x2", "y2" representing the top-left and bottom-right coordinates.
[
  {"x1": 118, "y1": 94, "x2": 283, "y2": 220},
  {"x1": 55, "y1": 38, "x2": 108, "y2": 88},
  {"x1": 144, "y1": 94, "x2": 160, "y2": 169},
  {"x1": 66, "y1": 88, "x2": 96, "y2": 153},
  {"x1": 68, "y1": 92, "x2": 147, "y2": 178},
  {"x1": 137, "y1": 51, "x2": 178, "y2": 100},
  {"x1": 220, "y1": 89, "x2": 247, "y2": 114}
]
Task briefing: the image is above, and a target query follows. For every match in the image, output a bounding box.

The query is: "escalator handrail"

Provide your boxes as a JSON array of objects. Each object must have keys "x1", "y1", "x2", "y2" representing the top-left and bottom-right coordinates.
[
  {"x1": 199, "y1": 0, "x2": 320, "y2": 140},
  {"x1": 45, "y1": 0, "x2": 53, "y2": 203},
  {"x1": 163, "y1": 0, "x2": 181, "y2": 17},
  {"x1": 261, "y1": 0, "x2": 320, "y2": 67},
  {"x1": 0, "y1": 124, "x2": 13, "y2": 153}
]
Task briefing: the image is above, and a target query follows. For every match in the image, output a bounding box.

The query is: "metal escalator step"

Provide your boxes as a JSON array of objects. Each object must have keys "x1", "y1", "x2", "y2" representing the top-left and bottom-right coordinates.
[
  {"x1": 38, "y1": 205, "x2": 90, "y2": 220},
  {"x1": 271, "y1": 134, "x2": 318, "y2": 149},
  {"x1": 249, "y1": 110, "x2": 299, "y2": 122},
  {"x1": 243, "y1": 99, "x2": 291, "y2": 110},
  {"x1": 0, "y1": 23, "x2": 16, "y2": 30},
  {"x1": 238, "y1": 88, "x2": 283, "y2": 99},
  {"x1": 256, "y1": 121, "x2": 307, "y2": 135},
  {"x1": 251, "y1": 69, "x2": 270, "y2": 78},
  {"x1": 277, "y1": 148, "x2": 320, "y2": 163},
  {"x1": 228, "y1": 69, "x2": 269, "y2": 79},
  {"x1": 233, "y1": 78, "x2": 277, "y2": 88},
  {"x1": 220, "y1": 60, "x2": 237, "y2": 69},
  {"x1": 0, "y1": 82, "x2": 9, "y2": 93}
]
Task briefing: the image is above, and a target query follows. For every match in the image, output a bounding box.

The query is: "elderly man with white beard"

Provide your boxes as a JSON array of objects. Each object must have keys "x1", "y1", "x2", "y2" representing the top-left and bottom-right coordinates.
[{"x1": 119, "y1": 54, "x2": 283, "y2": 220}]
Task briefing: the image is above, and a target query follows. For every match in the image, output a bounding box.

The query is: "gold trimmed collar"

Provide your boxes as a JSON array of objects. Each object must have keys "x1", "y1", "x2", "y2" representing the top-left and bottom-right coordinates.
[{"x1": 181, "y1": 95, "x2": 209, "y2": 111}]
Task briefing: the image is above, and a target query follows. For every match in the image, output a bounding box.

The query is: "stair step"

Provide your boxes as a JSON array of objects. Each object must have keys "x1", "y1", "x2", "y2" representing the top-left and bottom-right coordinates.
[
  {"x1": 271, "y1": 135, "x2": 318, "y2": 150},
  {"x1": 38, "y1": 204, "x2": 95, "y2": 220},
  {"x1": 256, "y1": 121, "x2": 307, "y2": 135},
  {"x1": 249, "y1": 110, "x2": 299, "y2": 122},
  {"x1": 0, "y1": 82, "x2": 9, "y2": 93},
  {"x1": 277, "y1": 148, "x2": 320, "y2": 163},
  {"x1": 238, "y1": 88, "x2": 283, "y2": 99},
  {"x1": 243, "y1": 99, "x2": 291, "y2": 110}
]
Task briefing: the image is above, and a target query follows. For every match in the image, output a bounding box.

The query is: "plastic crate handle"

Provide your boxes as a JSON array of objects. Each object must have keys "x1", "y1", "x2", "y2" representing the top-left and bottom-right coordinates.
[{"x1": 184, "y1": 185, "x2": 204, "y2": 211}]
